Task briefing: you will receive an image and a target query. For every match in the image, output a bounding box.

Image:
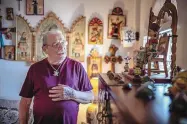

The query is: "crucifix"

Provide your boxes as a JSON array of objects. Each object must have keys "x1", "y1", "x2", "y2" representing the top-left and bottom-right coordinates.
[
  {"x1": 17, "y1": 0, "x2": 22, "y2": 11},
  {"x1": 104, "y1": 44, "x2": 123, "y2": 73}
]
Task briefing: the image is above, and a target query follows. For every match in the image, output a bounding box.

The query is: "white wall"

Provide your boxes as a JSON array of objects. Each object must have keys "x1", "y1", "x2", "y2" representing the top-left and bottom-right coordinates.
[{"x1": 0, "y1": 0, "x2": 137, "y2": 100}]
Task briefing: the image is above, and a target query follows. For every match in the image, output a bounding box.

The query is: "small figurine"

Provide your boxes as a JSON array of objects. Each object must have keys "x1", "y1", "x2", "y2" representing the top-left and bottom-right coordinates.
[
  {"x1": 136, "y1": 81, "x2": 155, "y2": 100},
  {"x1": 167, "y1": 70, "x2": 187, "y2": 115},
  {"x1": 123, "y1": 83, "x2": 132, "y2": 90},
  {"x1": 168, "y1": 70, "x2": 187, "y2": 97},
  {"x1": 107, "y1": 70, "x2": 115, "y2": 80},
  {"x1": 169, "y1": 91, "x2": 187, "y2": 116},
  {"x1": 133, "y1": 61, "x2": 142, "y2": 82},
  {"x1": 124, "y1": 55, "x2": 131, "y2": 72}
]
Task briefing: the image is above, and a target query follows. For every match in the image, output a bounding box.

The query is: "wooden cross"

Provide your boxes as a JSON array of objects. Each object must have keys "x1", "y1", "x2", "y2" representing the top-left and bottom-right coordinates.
[
  {"x1": 17, "y1": 0, "x2": 22, "y2": 11},
  {"x1": 104, "y1": 44, "x2": 123, "y2": 73}
]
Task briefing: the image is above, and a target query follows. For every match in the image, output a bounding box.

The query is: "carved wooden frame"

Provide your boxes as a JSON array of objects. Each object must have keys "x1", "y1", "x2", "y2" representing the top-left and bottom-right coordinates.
[
  {"x1": 108, "y1": 7, "x2": 126, "y2": 39},
  {"x1": 88, "y1": 17, "x2": 103, "y2": 44},
  {"x1": 87, "y1": 56, "x2": 102, "y2": 79},
  {"x1": 16, "y1": 15, "x2": 33, "y2": 61},
  {"x1": 26, "y1": 0, "x2": 44, "y2": 15},
  {"x1": 4, "y1": 45, "x2": 15, "y2": 60},
  {"x1": 69, "y1": 16, "x2": 86, "y2": 62}
]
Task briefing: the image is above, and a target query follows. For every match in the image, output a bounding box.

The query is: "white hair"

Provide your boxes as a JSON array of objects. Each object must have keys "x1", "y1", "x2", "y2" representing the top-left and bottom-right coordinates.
[{"x1": 42, "y1": 29, "x2": 66, "y2": 46}]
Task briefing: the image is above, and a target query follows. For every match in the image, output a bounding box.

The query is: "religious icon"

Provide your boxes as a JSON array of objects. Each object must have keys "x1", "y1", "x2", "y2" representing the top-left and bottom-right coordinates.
[
  {"x1": 26, "y1": 0, "x2": 44, "y2": 15},
  {"x1": 17, "y1": 32, "x2": 29, "y2": 59},
  {"x1": 87, "y1": 48, "x2": 102, "y2": 79},
  {"x1": 6, "y1": 8, "x2": 14, "y2": 20},
  {"x1": 70, "y1": 16, "x2": 86, "y2": 62},
  {"x1": 16, "y1": 15, "x2": 33, "y2": 61},
  {"x1": 4, "y1": 45, "x2": 15, "y2": 60},
  {"x1": 88, "y1": 17, "x2": 103, "y2": 44},
  {"x1": 108, "y1": 7, "x2": 125, "y2": 39},
  {"x1": 72, "y1": 32, "x2": 84, "y2": 58}
]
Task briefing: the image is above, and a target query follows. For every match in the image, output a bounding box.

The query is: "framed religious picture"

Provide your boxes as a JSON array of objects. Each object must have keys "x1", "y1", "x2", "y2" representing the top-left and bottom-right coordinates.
[
  {"x1": 26, "y1": 0, "x2": 44, "y2": 15},
  {"x1": 87, "y1": 48, "x2": 102, "y2": 79},
  {"x1": 4, "y1": 45, "x2": 15, "y2": 60},
  {"x1": 69, "y1": 16, "x2": 85, "y2": 62},
  {"x1": 16, "y1": 15, "x2": 33, "y2": 61},
  {"x1": 108, "y1": 7, "x2": 126, "y2": 39},
  {"x1": 88, "y1": 17, "x2": 103, "y2": 44},
  {"x1": 35, "y1": 12, "x2": 69, "y2": 61},
  {"x1": 6, "y1": 8, "x2": 14, "y2": 20}
]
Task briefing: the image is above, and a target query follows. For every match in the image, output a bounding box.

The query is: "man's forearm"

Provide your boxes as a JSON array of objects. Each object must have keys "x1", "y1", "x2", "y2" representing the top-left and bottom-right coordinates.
[
  {"x1": 19, "y1": 98, "x2": 32, "y2": 124},
  {"x1": 73, "y1": 90, "x2": 94, "y2": 104}
]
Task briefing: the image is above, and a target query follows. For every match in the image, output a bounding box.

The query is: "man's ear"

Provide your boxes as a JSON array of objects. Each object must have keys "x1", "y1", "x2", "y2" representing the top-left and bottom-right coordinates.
[{"x1": 42, "y1": 46, "x2": 48, "y2": 53}]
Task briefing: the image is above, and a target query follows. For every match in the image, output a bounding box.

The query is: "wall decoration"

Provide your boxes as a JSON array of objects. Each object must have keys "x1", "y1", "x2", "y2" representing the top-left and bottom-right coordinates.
[
  {"x1": 4, "y1": 45, "x2": 15, "y2": 60},
  {"x1": 35, "y1": 12, "x2": 69, "y2": 61},
  {"x1": 87, "y1": 48, "x2": 102, "y2": 79},
  {"x1": 88, "y1": 17, "x2": 103, "y2": 44},
  {"x1": 16, "y1": 15, "x2": 33, "y2": 61},
  {"x1": 121, "y1": 27, "x2": 136, "y2": 47},
  {"x1": 26, "y1": 0, "x2": 44, "y2": 15},
  {"x1": 70, "y1": 16, "x2": 85, "y2": 62},
  {"x1": 104, "y1": 44, "x2": 122, "y2": 73},
  {"x1": 6, "y1": 8, "x2": 14, "y2": 20},
  {"x1": 108, "y1": 7, "x2": 125, "y2": 39}
]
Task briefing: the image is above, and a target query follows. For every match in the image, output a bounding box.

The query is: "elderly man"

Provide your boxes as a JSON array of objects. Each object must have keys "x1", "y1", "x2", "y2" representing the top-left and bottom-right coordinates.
[{"x1": 19, "y1": 29, "x2": 94, "y2": 124}]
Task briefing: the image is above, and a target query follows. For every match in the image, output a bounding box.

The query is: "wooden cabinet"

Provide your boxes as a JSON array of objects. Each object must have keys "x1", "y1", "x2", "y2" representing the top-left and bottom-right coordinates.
[{"x1": 97, "y1": 73, "x2": 186, "y2": 124}]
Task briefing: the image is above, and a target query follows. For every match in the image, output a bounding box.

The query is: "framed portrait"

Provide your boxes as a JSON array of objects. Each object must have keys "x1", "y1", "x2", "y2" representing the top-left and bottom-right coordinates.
[
  {"x1": 108, "y1": 7, "x2": 126, "y2": 39},
  {"x1": 16, "y1": 15, "x2": 33, "y2": 61},
  {"x1": 69, "y1": 16, "x2": 85, "y2": 62},
  {"x1": 87, "y1": 56, "x2": 102, "y2": 79},
  {"x1": 35, "y1": 12, "x2": 69, "y2": 61},
  {"x1": 26, "y1": 0, "x2": 44, "y2": 15},
  {"x1": 88, "y1": 17, "x2": 103, "y2": 44},
  {"x1": 4, "y1": 45, "x2": 15, "y2": 60},
  {"x1": 6, "y1": 8, "x2": 14, "y2": 20}
]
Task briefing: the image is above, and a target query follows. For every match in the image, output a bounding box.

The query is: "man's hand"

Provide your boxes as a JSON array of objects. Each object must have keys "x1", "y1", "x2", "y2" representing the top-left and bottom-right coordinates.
[{"x1": 49, "y1": 84, "x2": 75, "y2": 101}]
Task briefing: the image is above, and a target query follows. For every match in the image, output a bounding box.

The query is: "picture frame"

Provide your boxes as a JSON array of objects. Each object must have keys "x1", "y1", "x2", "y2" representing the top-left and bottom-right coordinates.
[
  {"x1": 87, "y1": 56, "x2": 102, "y2": 79},
  {"x1": 108, "y1": 7, "x2": 126, "y2": 39},
  {"x1": 26, "y1": 0, "x2": 44, "y2": 15},
  {"x1": 87, "y1": 48, "x2": 102, "y2": 79},
  {"x1": 16, "y1": 15, "x2": 33, "y2": 61},
  {"x1": 35, "y1": 12, "x2": 69, "y2": 61},
  {"x1": 88, "y1": 17, "x2": 103, "y2": 44},
  {"x1": 4, "y1": 45, "x2": 15, "y2": 60},
  {"x1": 6, "y1": 8, "x2": 14, "y2": 20},
  {"x1": 69, "y1": 16, "x2": 86, "y2": 62}
]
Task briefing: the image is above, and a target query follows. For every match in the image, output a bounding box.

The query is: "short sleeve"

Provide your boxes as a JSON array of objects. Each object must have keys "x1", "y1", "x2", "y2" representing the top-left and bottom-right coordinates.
[
  {"x1": 78, "y1": 63, "x2": 93, "y2": 91},
  {"x1": 19, "y1": 65, "x2": 34, "y2": 98}
]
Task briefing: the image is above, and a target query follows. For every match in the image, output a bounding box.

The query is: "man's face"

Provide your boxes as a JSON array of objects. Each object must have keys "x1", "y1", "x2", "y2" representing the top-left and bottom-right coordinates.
[{"x1": 44, "y1": 33, "x2": 67, "y2": 60}]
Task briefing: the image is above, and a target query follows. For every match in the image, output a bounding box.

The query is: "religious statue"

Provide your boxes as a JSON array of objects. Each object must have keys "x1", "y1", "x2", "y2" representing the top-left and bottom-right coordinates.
[
  {"x1": 168, "y1": 70, "x2": 187, "y2": 115},
  {"x1": 32, "y1": 0, "x2": 38, "y2": 15}
]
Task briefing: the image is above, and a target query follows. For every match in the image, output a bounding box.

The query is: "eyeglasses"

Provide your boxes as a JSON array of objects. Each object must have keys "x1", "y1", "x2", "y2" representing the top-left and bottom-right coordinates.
[{"x1": 45, "y1": 40, "x2": 67, "y2": 49}]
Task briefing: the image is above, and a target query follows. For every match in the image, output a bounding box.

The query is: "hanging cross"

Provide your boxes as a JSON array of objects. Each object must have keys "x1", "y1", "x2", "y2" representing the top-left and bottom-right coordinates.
[
  {"x1": 17, "y1": 0, "x2": 22, "y2": 11},
  {"x1": 104, "y1": 44, "x2": 123, "y2": 73}
]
